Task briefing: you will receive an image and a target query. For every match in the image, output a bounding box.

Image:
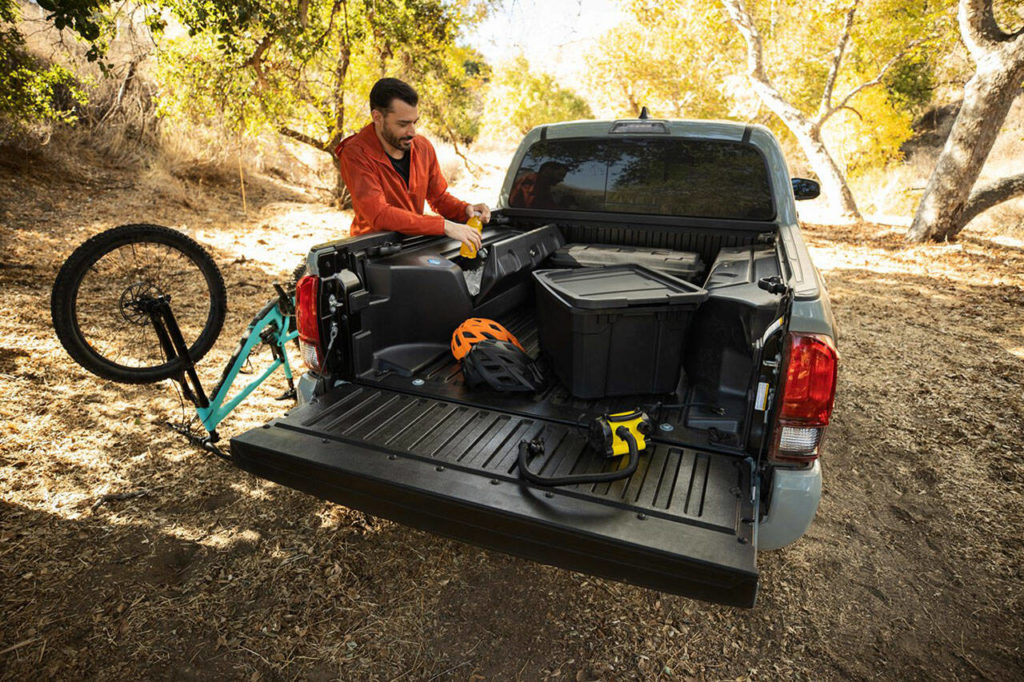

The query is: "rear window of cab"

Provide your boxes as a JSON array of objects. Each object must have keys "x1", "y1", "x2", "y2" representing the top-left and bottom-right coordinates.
[{"x1": 508, "y1": 137, "x2": 775, "y2": 221}]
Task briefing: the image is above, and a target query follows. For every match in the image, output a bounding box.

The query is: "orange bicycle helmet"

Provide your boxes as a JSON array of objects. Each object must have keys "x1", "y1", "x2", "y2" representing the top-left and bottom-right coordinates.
[{"x1": 451, "y1": 318, "x2": 524, "y2": 361}]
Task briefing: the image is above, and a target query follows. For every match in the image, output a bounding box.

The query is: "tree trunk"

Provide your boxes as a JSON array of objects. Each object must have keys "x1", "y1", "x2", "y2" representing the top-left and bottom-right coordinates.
[
  {"x1": 787, "y1": 121, "x2": 861, "y2": 219},
  {"x1": 329, "y1": 39, "x2": 352, "y2": 210},
  {"x1": 907, "y1": 65, "x2": 1024, "y2": 241},
  {"x1": 332, "y1": 154, "x2": 352, "y2": 209},
  {"x1": 745, "y1": 89, "x2": 862, "y2": 221},
  {"x1": 719, "y1": 0, "x2": 862, "y2": 221},
  {"x1": 907, "y1": 0, "x2": 1024, "y2": 242}
]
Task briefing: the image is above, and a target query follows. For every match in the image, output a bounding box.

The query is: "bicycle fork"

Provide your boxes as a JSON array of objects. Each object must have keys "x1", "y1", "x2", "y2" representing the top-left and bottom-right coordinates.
[
  {"x1": 143, "y1": 296, "x2": 227, "y2": 457},
  {"x1": 146, "y1": 295, "x2": 211, "y2": 411}
]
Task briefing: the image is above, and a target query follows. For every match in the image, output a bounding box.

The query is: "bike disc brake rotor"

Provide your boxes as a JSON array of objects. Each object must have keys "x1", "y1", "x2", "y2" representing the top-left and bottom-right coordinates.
[{"x1": 118, "y1": 281, "x2": 166, "y2": 325}]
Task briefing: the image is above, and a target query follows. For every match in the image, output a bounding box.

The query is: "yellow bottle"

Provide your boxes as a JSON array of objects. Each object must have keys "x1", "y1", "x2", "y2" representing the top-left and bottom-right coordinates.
[{"x1": 459, "y1": 216, "x2": 483, "y2": 259}]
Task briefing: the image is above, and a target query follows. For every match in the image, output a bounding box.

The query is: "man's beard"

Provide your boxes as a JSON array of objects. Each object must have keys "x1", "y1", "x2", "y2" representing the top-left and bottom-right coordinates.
[{"x1": 383, "y1": 127, "x2": 413, "y2": 152}]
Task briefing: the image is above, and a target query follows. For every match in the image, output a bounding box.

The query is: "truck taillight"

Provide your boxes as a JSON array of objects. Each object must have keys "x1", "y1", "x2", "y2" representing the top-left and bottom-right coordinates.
[
  {"x1": 295, "y1": 275, "x2": 322, "y2": 372},
  {"x1": 769, "y1": 332, "x2": 838, "y2": 463}
]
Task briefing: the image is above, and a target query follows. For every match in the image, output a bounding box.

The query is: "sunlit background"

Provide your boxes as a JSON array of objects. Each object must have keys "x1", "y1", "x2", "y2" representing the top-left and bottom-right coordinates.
[
  {"x1": 4, "y1": 0, "x2": 1024, "y2": 236},
  {"x1": 469, "y1": 0, "x2": 626, "y2": 92}
]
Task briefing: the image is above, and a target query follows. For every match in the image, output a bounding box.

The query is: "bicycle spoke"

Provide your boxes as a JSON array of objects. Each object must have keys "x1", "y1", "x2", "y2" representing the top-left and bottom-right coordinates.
[{"x1": 74, "y1": 240, "x2": 215, "y2": 371}]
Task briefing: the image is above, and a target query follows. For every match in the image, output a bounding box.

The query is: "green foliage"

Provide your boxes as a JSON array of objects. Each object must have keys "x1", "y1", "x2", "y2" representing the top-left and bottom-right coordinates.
[
  {"x1": 884, "y1": 55, "x2": 937, "y2": 112},
  {"x1": 828, "y1": 88, "x2": 914, "y2": 177},
  {"x1": 153, "y1": 32, "x2": 270, "y2": 137},
  {"x1": 780, "y1": 0, "x2": 952, "y2": 170},
  {"x1": 0, "y1": 1, "x2": 87, "y2": 129},
  {"x1": 416, "y1": 46, "x2": 492, "y2": 146},
  {"x1": 156, "y1": 0, "x2": 491, "y2": 160},
  {"x1": 482, "y1": 56, "x2": 592, "y2": 137},
  {"x1": 587, "y1": 0, "x2": 957, "y2": 176},
  {"x1": 586, "y1": 0, "x2": 740, "y2": 119},
  {"x1": 35, "y1": 0, "x2": 114, "y2": 62},
  {"x1": 992, "y1": 0, "x2": 1024, "y2": 33}
]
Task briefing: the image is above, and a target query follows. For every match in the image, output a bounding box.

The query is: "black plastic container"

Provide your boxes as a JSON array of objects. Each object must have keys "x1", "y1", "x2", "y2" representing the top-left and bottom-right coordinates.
[{"x1": 533, "y1": 265, "x2": 708, "y2": 399}]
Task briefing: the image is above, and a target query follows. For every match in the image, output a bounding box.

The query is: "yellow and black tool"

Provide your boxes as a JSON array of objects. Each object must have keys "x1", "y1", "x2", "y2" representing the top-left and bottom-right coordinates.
[
  {"x1": 517, "y1": 408, "x2": 653, "y2": 487},
  {"x1": 588, "y1": 410, "x2": 653, "y2": 458}
]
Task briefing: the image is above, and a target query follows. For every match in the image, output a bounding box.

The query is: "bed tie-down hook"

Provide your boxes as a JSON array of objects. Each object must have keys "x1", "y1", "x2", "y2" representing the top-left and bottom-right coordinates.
[{"x1": 757, "y1": 275, "x2": 787, "y2": 295}]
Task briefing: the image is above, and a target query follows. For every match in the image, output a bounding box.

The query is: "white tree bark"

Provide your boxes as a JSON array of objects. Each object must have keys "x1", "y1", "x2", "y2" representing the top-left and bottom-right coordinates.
[
  {"x1": 907, "y1": 0, "x2": 1024, "y2": 242},
  {"x1": 720, "y1": 0, "x2": 861, "y2": 220},
  {"x1": 960, "y1": 171, "x2": 1024, "y2": 224}
]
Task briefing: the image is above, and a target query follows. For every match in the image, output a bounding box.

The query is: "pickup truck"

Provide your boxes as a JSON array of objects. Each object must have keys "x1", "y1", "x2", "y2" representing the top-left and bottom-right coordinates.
[{"x1": 231, "y1": 116, "x2": 838, "y2": 607}]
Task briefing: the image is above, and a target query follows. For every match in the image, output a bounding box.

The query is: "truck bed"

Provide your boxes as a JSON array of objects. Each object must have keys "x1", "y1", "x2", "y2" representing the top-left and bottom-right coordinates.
[
  {"x1": 358, "y1": 307, "x2": 751, "y2": 453},
  {"x1": 232, "y1": 382, "x2": 760, "y2": 606}
]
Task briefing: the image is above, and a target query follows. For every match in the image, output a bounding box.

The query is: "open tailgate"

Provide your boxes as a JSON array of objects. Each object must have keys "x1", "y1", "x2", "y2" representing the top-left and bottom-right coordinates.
[{"x1": 231, "y1": 384, "x2": 759, "y2": 607}]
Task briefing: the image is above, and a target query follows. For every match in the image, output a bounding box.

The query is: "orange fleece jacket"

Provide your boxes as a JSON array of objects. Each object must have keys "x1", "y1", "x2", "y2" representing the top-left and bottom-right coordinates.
[{"x1": 336, "y1": 124, "x2": 470, "y2": 236}]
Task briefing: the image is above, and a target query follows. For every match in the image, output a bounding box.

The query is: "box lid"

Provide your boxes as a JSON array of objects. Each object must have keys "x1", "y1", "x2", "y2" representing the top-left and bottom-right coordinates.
[{"x1": 533, "y1": 265, "x2": 707, "y2": 310}]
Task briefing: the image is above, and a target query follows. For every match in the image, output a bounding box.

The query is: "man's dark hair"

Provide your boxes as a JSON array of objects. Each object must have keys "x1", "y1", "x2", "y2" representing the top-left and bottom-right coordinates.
[{"x1": 370, "y1": 78, "x2": 418, "y2": 112}]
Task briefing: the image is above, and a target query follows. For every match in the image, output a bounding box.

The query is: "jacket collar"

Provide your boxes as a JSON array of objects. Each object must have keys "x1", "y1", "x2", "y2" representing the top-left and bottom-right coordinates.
[{"x1": 349, "y1": 123, "x2": 413, "y2": 166}]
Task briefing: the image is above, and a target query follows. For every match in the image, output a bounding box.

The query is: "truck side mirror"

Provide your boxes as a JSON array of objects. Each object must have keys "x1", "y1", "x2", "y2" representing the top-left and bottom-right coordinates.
[{"x1": 792, "y1": 178, "x2": 820, "y2": 200}]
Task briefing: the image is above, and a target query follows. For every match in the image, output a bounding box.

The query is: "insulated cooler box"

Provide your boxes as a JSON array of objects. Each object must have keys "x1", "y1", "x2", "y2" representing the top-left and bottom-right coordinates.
[{"x1": 533, "y1": 265, "x2": 708, "y2": 399}]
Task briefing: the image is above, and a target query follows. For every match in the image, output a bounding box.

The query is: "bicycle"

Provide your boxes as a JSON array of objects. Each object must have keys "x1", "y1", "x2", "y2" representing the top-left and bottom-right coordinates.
[{"x1": 50, "y1": 223, "x2": 299, "y2": 458}]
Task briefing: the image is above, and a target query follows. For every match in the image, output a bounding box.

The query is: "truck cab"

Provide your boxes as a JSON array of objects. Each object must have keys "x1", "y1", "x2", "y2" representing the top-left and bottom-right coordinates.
[{"x1": 231, "y1": 117, "x2": 838, "y2": 607}]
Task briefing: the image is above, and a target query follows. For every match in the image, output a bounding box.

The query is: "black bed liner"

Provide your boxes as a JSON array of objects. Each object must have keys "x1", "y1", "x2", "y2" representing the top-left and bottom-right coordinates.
[
  {"x1": 359, "y1": 307, "x2": 751, "y2": 453},
  {"x1": 232, "y1": 383, "x2": 759, "y2": 607}
]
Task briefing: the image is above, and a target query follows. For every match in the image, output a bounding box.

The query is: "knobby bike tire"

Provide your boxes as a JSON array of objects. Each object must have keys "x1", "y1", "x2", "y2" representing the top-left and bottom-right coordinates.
[{"x1": 51, "y1": 224, "x2": 227, "y2": 384}]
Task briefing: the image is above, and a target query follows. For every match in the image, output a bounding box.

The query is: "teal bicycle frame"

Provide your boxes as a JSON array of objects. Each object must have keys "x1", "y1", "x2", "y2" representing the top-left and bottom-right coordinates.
[
  {"x1": 196, "y1": 298, "x2": 298, "y2": 433},
  {"x1": 154, "y1": 285, "x2": 300, "y2": 455}
]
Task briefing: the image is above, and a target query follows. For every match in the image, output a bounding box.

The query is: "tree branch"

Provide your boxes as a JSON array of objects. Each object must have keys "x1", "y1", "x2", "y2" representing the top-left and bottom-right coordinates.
[
  {"x1": 719, "y1": 0, "x2": 767, "y2": 83},
  {"x1": 442, "y1": 121, "x2": 483, "y2": 175},
  {"x1": 307, "y1": 0, "x2": 343, "y2": 57},
  {"x1": 837, "y1": 104, "x2": 863, "y2": 121},
  {"x1": 818, "y1": 40, "x2": 921, "y2": 127},
  {"x1": 278, "y1": 126, "x2": 329, "y2": 152},
  {"x1": 718, "y1": 0, "x2": 811, "y2": 133},
  {"x1": 91, "y1": 488, "x2": 150, "y2": 512},
  {"x1": 326, "y1": 39, "x2": 351, "y2": 154},
  {"x1": 719, "y1": 0, "x2": 860, "y2": 218},
  {"x1": 961, "y1": 172, "x2": 1024, "y2": 224},
  {"x1": 246, "y1": 33, "x2": 276, "y2": 90},
  {"x1": 819, "y1": 0, "x2": 860, "y2": 118},
  {"x1": 98, "y1": 58, "x2": 140, "y2": 123},
  {"x1": 959, "y1": 0, "x2": 1008, "y2": 60}
]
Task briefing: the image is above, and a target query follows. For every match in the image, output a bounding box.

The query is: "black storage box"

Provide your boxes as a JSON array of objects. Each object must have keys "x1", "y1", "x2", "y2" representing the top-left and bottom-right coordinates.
[{"x1": 533, "y1": 265, "x2": 708, "y2": 399}]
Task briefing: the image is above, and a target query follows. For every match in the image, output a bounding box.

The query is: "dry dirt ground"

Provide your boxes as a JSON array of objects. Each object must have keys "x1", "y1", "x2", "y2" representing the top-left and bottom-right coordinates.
[{"x1": 1, "y1": 146, "x2": 1023, "y2": 681}]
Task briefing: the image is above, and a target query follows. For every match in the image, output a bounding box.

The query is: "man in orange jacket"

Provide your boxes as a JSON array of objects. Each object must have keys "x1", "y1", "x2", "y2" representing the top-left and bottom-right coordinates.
[{"x1": 336, "y1": 78, "x2": 487, "y2": 252}]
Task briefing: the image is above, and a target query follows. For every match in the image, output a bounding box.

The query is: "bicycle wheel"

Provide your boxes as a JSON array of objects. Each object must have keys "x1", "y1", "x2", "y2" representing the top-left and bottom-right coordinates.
[{"x1": 51, "y1": 224, "x2": 227, "y2": 384}]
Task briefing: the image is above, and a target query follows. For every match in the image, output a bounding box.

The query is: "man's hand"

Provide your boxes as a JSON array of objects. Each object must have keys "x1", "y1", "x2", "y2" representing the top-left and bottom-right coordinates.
[
  {"x1": 466, "y1": 203, "x2": 491, "y2": 224},
  {"x1": 444, "y1": 220, "x2": 483, "y2": 252}
]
